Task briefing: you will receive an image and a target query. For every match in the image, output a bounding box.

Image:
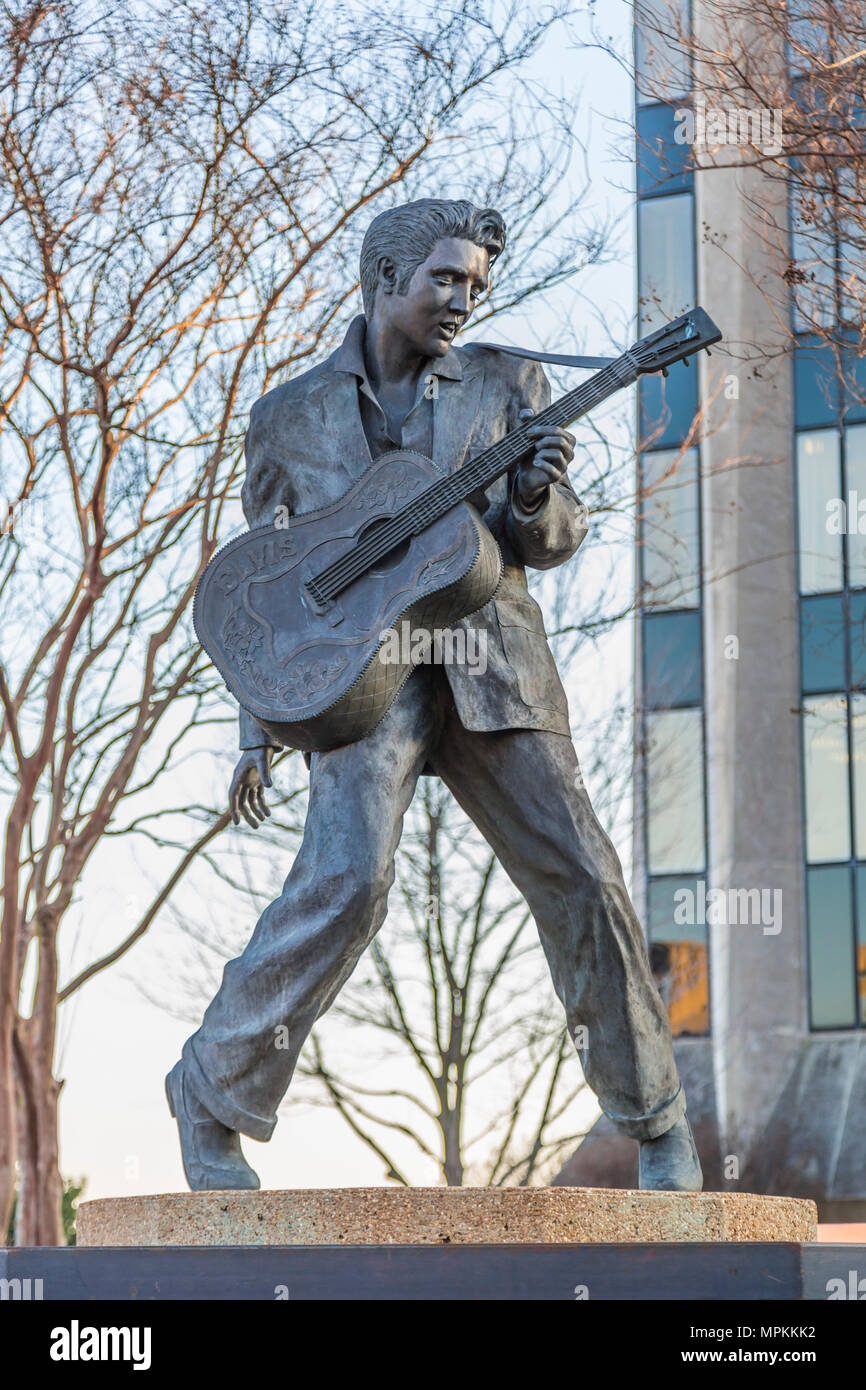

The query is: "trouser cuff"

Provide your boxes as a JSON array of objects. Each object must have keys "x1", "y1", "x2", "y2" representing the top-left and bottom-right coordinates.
[
  {"x1": 601, "y1": 1083, "x2": 687, "y2": 1141},
  {"x1": 182, "y1": 1041, "x2": 276, "y2": 1142}
]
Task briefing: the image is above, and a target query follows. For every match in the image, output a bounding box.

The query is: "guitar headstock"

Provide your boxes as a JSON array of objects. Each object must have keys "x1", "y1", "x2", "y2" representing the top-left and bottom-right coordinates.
[{"x1": 632, "y1": 306, "x2": 722, "y2": 377}]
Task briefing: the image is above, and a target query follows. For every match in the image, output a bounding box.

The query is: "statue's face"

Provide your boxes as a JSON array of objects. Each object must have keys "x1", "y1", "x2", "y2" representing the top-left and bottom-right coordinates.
[{"x1": 380, "y1": 236, "x2": 489, "y2": 358}]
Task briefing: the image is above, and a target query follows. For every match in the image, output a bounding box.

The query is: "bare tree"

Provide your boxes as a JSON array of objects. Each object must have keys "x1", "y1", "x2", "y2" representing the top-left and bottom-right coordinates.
[
  {"x1": 607, "y1": 0, "x2": 866, "y2": 380},
  {"x1": 0, "y1": 0, "x2": 606, "y2": 1243}
]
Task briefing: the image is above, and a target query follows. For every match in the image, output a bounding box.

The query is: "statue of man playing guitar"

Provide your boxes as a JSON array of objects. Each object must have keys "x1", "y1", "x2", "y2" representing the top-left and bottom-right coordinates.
[{"x1": 167, "y1": 198, "x2": 703, "y2": 1194}]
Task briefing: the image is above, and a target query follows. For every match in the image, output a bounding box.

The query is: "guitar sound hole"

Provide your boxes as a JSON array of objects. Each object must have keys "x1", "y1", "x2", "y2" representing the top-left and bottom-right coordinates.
[{"x1": 356, "y1": 518, "x2": 411, "y2": 573}]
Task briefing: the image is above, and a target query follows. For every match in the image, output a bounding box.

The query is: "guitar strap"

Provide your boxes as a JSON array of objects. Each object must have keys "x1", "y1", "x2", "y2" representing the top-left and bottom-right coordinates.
[{"x1": 467, "y1": 341, "x2": 618, "y2": 370}]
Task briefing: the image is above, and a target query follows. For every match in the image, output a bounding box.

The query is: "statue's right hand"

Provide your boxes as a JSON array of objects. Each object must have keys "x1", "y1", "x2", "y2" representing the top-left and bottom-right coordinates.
[{"x1": 229, "y1": 747, "x2": 274, "y2": 828}]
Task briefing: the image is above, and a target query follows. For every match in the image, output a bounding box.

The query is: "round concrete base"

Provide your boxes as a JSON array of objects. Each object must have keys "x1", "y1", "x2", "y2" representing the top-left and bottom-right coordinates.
[{"x1": 77, "y1": 1187, "x2": 817, "y2": 1248}]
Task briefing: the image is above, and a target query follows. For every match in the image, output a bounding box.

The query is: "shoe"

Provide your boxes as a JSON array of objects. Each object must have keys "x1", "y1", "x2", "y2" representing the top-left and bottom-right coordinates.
[
  {"x1": 638, "y1": 1113, "x2": 703, "y2": 1192},
  {"x1": 165, "y1": 1060, "x2": 260, "y2": 1191}
]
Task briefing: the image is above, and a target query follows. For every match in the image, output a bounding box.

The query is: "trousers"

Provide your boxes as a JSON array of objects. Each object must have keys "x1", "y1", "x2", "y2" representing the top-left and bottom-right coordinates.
[{"x1": 182, "y1": 666, "x2": 685, "y2": 1143}]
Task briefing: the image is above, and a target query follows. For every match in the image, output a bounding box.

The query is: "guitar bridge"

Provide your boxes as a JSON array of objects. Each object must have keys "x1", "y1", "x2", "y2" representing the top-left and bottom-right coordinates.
[{"x1": 302, "y1": 575, "x2": 343, "y2": 626}]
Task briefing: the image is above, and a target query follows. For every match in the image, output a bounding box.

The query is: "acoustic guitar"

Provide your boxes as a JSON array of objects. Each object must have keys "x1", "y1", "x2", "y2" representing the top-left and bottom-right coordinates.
[{"x1": 194, "y1": 306, "x2": 721, "y2": 751}]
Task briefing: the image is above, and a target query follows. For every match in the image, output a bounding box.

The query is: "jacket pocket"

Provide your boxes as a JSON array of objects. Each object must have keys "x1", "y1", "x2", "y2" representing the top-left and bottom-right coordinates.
[{"x1": 494, "y1": 598, "x2": 566, "y2": 711}]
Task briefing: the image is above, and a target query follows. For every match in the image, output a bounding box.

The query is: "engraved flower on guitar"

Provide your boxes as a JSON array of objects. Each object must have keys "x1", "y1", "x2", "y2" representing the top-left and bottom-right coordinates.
[
  {"x1": 221, "y1": 598, "x2": 349, "y2": 707},
  {"x1": 244, "y1": 652, "x2": 350, "y2": 707},
  {"x1": 221, "y1": 604, "x2": 264, "y2": 675},
  {"x1": 353, "y1": 468, "x2": 418, "y2": 513},
  {"x1": 283, "y1": 655, "x2": 349, "y2": 701}
]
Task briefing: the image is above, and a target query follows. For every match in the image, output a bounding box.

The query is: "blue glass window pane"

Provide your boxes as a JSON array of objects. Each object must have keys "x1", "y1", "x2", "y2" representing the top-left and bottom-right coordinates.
[
  {"x1": 638, "y1": 365, "x2": 698, "y2": 450},
  {"x1": 795, "y1": 334, "x2": 842, "y2": 429},
  {"x1": 635, "y1": 0, "x2": 690, "y2": 105},
  {"x1": 791, "y1": 203, "x2": 836, "y2": 333},
  {"x1": 796, "y1": 429, "x2": 843, "y2": 594},
  {"x1": 802, "y1": 695, "x2": 851, "y2": 863},
  {"x1": 645, "y1": 708, "x2": 706, "y2": 874},
  {"x1": 643, "y1": 610, "x2": 702, "y2": 707},
  {"x1": 636, "y1": 103, "x2": 693, "y2": 197},
  {"x1": 788, "y1": 30, "x2": 832, "y2": 80},
  {"x1": 638, "y1": 193, "x2": 694, "y2": 336},
  {"x1": 842, "y1": 345, "x2": 866, "y2": 424},
  {"x1": 647, "y1": 877, "x2": 707, "y2": 944},
  {"x1": 845, "y1": 424, "x2": 866, "y2": 587},
  {"x1": 800, "y1": 594, "x2": 846, "y2": 692},
  {"x1": 647, "y1": 876, "x2": 709, "y2": 1037},
  {"x1": 850, "y1": 591, "x2": 866, "y2": 690},
  {"x1": 640, "y1": 448, "x2": 700, "y2": 609},
  {"x1": 839, "y1": 353, "x2": 866, "y2": 417},
  {"x1": 807, "y1": 865, "x2": 856, "y2": 1028},
  {"x1": 856, "y1": 865, "x2": 866, "y2": 1026}
]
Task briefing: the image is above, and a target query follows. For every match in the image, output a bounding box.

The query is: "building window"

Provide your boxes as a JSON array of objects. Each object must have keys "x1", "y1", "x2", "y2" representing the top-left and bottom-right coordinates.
[
  {"x1": 854, "y1": 865, "x2": 866, "y2": 1026},
  {"x1": 637, "y1": 193, "x2": 695, "y2": 335},
  {"x1": 851, "y1": 694, "x2": 866, "y2": 861},
  {"x1": 647, "y1": 877, "x2": 709, "y2": 1037},
  {"x1": 786, "y1": 6, "x2": 833, "y2": 77},
  {"x1": 802, "y1": 694, "x2": 851, "y2": 863},
  {"x1": 639, "y1": 447, "x2": 700, "y2": 608},
  {"x1": 796, "y1": 429, "x2": 842, "y2": 594},
  {"x1": 800, "y1": 594, "x2": 846, "y2": 693},
  {"x1": 850, "y1": 591, "x2": 866, "y2": 687},
  {"x1": 638, "y1": 362, "x2": 698, "y2": 452},
  {"x1": 645, "y1": 708, "x2": 706, "y2": 876},
  {"x1": 797, "y1": 420, "x2": 866, "y2": 1029},
  {"x1": 791, "y1": 166, "x2": 865, "y2": 335},
  {"x1": 643, "y1": 610, "x2": 702, "y2": 708},
  {"x1": 794, "y1": 335, "x2": 843, "y2": 429},
  {"x1": 844, "y1": 424, "x2": 866, "y2": 584},
  {"x1": 790, "y1": 199, "x2": 837, "y2": 334},
  {"x1": 636, "y1": 102, "x2": 693, "y2": 198},
  {"x1": 842, "y1": 342, "x2": 866, "y2": 425},
  {"x1": 635, "y1": 0, "x2": 691, "y2": 106},
  {"x1": 806, "y1": 866, "x2": 857, "y2": 1029}
]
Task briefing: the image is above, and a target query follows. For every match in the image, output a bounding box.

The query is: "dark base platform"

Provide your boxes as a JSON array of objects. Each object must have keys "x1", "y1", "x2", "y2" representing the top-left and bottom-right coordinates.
[{"x1": 2, "y1": 1242, "x2": 864, "y2": 1300}]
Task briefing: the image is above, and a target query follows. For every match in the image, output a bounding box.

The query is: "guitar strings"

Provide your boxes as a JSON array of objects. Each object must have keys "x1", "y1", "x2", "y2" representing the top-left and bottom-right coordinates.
[
  {"x1": 311, "y1": 355, "x2": 636, "y2": 601},
  {"x1": 311, "y1": 360, "x2": 628, "y2": 600}
]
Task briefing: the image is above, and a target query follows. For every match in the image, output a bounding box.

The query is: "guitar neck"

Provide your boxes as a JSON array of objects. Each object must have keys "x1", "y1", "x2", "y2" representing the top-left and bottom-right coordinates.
[
  {"x1": 444, "y1": 350, "x2": 638, "y2": 506},
  {"x1": 311, "y1": 346, "x2": 640, "y2": 604}
]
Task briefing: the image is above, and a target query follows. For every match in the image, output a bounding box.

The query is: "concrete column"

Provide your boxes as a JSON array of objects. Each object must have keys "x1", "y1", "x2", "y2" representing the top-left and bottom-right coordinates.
[{"x1": 692, "y1": 7, "x2": 805, "y2": 1174}]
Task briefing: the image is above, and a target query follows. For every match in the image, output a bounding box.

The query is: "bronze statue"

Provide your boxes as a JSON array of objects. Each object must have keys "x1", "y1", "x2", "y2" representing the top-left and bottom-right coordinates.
[
  {"x1": 167, "y1": 198, "x2": 703, "y2": 1194},
  {"x1": 193, "y1": 302, "x2": 716, "y2": 754}
]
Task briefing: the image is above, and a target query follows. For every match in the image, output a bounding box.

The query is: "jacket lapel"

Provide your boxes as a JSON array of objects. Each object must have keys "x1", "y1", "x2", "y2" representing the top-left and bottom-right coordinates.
[
  {"x1": 319, "y1": 371, "x2": 372, "y2": 484},
  {"x1": 432, "y1": 357, "x2": 485, "y2": 474},
  {"x1": 318, "y1": 326, "x2": 487, "y2": 484}
]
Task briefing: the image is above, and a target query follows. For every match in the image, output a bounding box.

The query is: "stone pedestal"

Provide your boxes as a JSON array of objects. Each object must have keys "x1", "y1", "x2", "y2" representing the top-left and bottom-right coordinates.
[{"x1": 77, "y1": 1187, "x2": 816, "y2": 1248}]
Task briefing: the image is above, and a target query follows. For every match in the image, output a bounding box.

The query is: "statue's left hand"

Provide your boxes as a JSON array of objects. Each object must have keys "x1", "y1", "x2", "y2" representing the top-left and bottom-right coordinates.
[
  {"x1": 516, "y1": 407, "x2": 575, "y2": 509},
  {"x1": 229, "y1": 747, "x2": 274, "y2": 828}
]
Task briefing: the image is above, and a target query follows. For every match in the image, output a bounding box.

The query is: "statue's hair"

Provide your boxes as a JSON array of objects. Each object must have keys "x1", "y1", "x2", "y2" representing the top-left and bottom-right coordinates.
[{"x1": 360, "y1": 198, "x2": 506, "y2": 316}]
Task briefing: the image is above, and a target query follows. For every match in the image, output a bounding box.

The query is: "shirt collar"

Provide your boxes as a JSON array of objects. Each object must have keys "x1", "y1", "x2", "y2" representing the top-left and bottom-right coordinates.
[{"x1": 331, "y1": 314, "x2": 464, "y2": 383}]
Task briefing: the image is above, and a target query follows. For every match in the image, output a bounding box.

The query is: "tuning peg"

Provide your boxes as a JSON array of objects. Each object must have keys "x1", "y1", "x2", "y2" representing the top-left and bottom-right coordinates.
[
  {"x1": 661, "y1": 366, "x2": 669, "y2": 378},
  {"x1": 705, "y1": 348, "x2": 712, "y2": 356},
  {"x1": 683, "y1": 355, "x2": 691, "y2": 367}
]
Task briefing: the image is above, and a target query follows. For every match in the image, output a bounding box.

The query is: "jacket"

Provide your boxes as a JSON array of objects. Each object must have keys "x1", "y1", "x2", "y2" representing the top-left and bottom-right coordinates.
[{"x1": 236, "y1": 315, "x2": 589, "y2": 749}]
